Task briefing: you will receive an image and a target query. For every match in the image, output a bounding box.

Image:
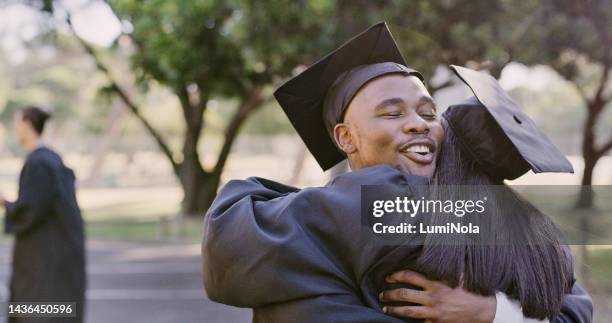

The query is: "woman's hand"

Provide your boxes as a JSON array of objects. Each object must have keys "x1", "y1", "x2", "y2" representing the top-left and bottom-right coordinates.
[{"x1": 379, "y1": 269, "x2": 496, "y2": 323}]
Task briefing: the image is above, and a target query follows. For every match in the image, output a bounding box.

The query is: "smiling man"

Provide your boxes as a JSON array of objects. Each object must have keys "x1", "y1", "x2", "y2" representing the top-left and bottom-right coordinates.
[{"x1": 201, "y1": 22, "x2": 592, "y2": 323}]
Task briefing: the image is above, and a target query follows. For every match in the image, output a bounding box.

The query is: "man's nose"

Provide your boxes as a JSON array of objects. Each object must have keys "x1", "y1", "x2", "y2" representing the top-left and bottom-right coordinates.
[{"x1": 401, "y1": 113, "x2": 430, "y2": 134}]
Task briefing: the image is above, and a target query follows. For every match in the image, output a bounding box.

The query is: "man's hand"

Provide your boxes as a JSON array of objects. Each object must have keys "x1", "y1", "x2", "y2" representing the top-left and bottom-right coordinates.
[
  {"x1": 379, "y1": 269, "x2": 496, "y2": 323},
  {"x1": 0, "y1": 192, "x2": 5, "y2": 207}
]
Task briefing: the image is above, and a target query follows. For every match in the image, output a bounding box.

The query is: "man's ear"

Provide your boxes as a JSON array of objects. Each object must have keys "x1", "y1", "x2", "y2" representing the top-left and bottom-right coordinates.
[{"x1": 333, "y1": 123, "x2": 357, "y2": 154}]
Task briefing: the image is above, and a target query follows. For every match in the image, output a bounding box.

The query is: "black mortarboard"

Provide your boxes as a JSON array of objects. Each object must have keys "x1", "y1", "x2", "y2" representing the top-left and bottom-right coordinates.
[
  {"x1": 274, "y1": 22, "x2": 423, "y2": 171},
  {"x1": 444, "y1": 65, "x2": 574, "y2": 180}
]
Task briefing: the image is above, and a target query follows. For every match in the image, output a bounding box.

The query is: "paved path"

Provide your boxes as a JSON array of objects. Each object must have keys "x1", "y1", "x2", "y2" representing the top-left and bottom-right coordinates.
[{"x1": 0, "y1": 240, "x2": 251, "y2": 323}]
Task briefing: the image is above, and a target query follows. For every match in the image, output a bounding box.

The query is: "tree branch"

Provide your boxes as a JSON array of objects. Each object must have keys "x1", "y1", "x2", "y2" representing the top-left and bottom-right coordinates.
[
  {"x1": 66, "y1": 15, "x2": 180, "y2": 174},
  {"x1": 598, "y1": 137, "x2": 612, "y2": 158},
  {"x1": 593, "y1": 65, "x2": 610, "y2": 111},
  {"x1": 213, "y1": 86, "x2": 264, "y2": 175}
]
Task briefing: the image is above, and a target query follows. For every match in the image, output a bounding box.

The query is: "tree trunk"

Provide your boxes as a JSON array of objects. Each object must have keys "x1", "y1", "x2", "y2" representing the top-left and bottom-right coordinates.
[
  {"x1": 180, "y1": 87, "x2": 264, "y2": 216},
  {"x1": 178, "y1": 159, "x2": 221, "y2": 217},
  {"x1": 179, "y1": 97, "x2": 206, "y2": 215},
  {"x1": 575, "y1": 101, "x2": 600, "y2": 283},
  {"x1": 577, "y1": 157, "x2": 596, "y2": 208}
]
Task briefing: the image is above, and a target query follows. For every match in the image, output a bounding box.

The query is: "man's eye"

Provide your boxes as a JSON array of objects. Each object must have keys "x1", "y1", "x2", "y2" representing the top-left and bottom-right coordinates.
[
  {"x1": 420, "y1": 114, "x2": 437, "y2": 120},
  {"x1": 384, "y1": 112, "x2": 402, "y2": 117}
]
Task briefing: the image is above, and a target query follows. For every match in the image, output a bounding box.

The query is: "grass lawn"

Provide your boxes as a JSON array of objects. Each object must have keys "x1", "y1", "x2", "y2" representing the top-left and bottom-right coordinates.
[{"x1": 77, "y1": 185, "x2": 203, "y2": 242}]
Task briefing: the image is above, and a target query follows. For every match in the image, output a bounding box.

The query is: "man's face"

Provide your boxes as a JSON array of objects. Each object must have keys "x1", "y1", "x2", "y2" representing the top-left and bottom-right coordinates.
[{"x1": 335, "y1": 74, "x2": 444, "y2": 177}]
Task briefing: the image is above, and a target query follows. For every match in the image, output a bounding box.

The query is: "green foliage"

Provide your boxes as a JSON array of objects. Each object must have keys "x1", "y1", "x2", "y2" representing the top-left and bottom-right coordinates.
[
  {"x1": 110, "y1": 0, "x2": 336, "y2": 98},
  {"x1": 235, "y1": 0, "x2": 336, "y2": 78},
  {"x1": 112, "y1": 0, "x2": 243, "y2": 96},
  {"x1": 332, "y1": 0, "x2": 542, "y2": 79}
]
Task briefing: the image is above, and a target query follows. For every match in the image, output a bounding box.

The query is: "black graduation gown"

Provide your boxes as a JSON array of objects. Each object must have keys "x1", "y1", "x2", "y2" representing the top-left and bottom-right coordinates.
[
  {"x1": 202, "y1": 164, "x2": 593, "y2": 323},
  {"x1": 4, "y1": 147, "x2": 86, "y2": 323}
]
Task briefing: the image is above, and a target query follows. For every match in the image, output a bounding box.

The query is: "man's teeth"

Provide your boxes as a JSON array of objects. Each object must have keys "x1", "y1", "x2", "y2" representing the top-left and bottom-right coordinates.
[{"x1": 405, "y1": 145, "x2": 430, "y2": 154}]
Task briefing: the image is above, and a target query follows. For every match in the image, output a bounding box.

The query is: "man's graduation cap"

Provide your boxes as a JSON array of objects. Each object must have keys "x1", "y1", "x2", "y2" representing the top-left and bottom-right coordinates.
[
  {"x1": 274, "y1": 22, "x2": 422, "y2": 171},
  {"x1": 444, "y1": 65, "x2": 574, "y2": 180}
]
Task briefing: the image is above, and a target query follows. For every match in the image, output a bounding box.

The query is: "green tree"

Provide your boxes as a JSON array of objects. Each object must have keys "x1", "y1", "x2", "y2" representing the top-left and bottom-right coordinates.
[{"x1": 62, "y1": 0, "x2": 336, "y2": 215}]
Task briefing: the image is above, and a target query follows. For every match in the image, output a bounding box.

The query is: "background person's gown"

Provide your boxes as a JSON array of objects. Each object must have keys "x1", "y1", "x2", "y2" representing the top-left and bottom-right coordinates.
[
  {"x1": 203, "y1": 164, "x2": 593, "y2": 323},
  {"x1": 4, "y1": 147, "x2": 86, "y2": 323}
]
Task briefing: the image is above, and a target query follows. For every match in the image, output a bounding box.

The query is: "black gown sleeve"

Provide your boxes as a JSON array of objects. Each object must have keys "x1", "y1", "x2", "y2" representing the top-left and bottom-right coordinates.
[
  {"x1": 202, "y1": 177, "x2": 358, "y2": 307},
  {"x1": 4, "y1": 159, "x2": 56, "y2": 235}
]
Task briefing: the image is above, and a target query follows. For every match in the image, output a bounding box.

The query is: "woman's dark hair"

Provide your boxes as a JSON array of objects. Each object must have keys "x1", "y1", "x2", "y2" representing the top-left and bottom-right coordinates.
[
  {"x1": 21, "y1": 106, "x2": 52, "y2": 135},
  {"x1": 415, "y1": 118, "x2": 572, "y2": 320}
]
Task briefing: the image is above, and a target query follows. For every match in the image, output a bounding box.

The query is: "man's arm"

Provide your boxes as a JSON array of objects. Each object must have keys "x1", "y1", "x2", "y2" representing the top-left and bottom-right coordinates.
[
  {"x1": 379, "y1": 270, "x2": 496, "y2": 323},
  {"x1": 201, "y1": 177, "x2": 355, "y2": 307},
  {"x1": 379, "y1": 271, "x2": 593, "y2": 323}
]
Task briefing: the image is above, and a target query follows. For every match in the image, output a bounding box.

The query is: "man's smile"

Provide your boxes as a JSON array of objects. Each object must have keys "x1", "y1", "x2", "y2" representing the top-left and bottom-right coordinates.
[{"x1": 399, "y1": 139, "x2": 436, "y2": 164}]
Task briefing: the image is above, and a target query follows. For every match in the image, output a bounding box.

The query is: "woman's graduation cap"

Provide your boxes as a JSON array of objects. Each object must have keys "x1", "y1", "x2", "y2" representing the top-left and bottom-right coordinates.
[
  {"x1": 444, "y1": 65, "x2": 574, "y2": 180},
  {"x1": 274, "y1": 22, "x2": 422, "y2": 171}
]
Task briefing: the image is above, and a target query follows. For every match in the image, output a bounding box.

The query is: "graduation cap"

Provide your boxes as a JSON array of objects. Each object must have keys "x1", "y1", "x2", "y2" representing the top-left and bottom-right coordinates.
[
  {"x1": 443, "y1": 65, "x2": 574, "y2": 180},
  {"x1": 274, "y1": 22, "x2": 423, "y2": 171}
]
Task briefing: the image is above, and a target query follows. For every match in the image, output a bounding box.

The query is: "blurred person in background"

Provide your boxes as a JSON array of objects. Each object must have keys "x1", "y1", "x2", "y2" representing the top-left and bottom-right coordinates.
[{"x1": 0, "y1": 106, "x2": 85, "y2": 323}]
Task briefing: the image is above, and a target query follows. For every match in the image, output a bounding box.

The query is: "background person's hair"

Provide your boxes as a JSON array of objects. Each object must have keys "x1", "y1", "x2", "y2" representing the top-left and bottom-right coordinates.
[
  {"x1": 415, "y1": 117, "x2": 572, "y2": 320},
  {"x1": 20, "y1": 106, "x2": 52, "y2": 135}
]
